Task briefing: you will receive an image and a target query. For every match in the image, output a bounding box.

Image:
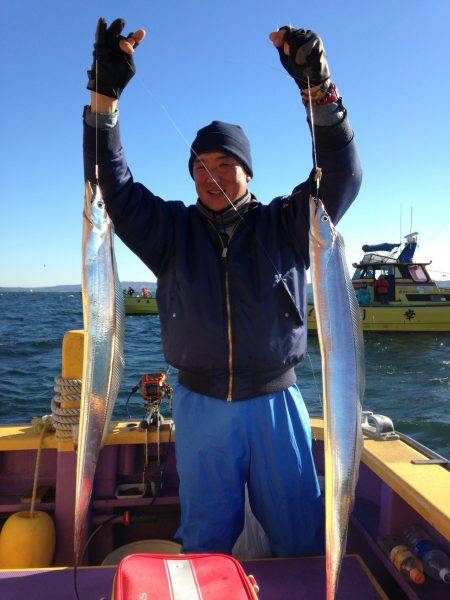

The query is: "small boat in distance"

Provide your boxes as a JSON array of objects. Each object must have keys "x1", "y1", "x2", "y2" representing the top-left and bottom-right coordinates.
[
  {"x1": 124, "y1": 285, "x2": 158, "y2": 315},
  {"x1": 308, "y1": 233, "x2": 450, "y2": 332},
  {"x1": 124, "y1": 295, "x2": 158, "y2": 315},
  {"x1": 123, "y1": 234, "x2": 450, "y2": 330}
]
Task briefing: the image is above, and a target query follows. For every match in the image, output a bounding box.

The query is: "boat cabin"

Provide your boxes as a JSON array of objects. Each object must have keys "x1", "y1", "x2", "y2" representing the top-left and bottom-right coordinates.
[{"x1": 351, "y1": 235, "x2": 449, "y2": 305}]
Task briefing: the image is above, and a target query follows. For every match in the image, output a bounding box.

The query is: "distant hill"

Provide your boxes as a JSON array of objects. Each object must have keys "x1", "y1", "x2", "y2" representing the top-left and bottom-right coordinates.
[
  {"x1": 0, "y1": 281, "x2": 157, "y2": 293},
  {"x1": 1, "y1": 280, "x2": 448, "y2": 293}
]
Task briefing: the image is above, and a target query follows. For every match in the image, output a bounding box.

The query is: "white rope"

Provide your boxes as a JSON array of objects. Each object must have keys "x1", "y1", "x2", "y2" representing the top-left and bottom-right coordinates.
[
  {"x1": 54, "y1": 377, "x2": 82, "y2": 394},
  {"x1": 51, "y1": 396, "x2": 80, "y2": 412},
  {"x1": 51, "y1": 377, "x2": 82, "y2": 440}
]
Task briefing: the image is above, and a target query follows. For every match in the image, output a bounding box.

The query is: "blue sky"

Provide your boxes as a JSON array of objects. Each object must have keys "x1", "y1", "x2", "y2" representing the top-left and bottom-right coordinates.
[{"x1": 1, "y1": 0, "x2": 449, "y2": 286}]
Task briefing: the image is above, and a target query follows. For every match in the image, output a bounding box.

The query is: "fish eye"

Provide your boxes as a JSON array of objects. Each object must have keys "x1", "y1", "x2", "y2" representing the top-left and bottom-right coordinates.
[
  {"x1": 320, "y1": 214, "x2": 329, "y2": 222},
  {"x1": 97, "y1": 200, "x2": 104, "y2": 208}
]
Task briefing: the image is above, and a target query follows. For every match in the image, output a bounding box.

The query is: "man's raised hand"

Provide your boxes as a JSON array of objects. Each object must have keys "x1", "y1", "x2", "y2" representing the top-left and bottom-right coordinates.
[
  {"x1": 87, "y1": 18, "x2": 147, "y2": 100},
  {"x1": 269, "y1": 26, "x2": 330, "y2": 91}
]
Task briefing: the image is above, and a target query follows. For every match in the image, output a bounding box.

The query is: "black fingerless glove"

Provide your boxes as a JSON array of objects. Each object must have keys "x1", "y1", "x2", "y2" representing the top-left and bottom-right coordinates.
[
  {"x1": 275, "y1": 26, "x2": 330, "y2": 91},
  {"x1": 87, "y1": 18, "x2": 136, "y2": 99}
]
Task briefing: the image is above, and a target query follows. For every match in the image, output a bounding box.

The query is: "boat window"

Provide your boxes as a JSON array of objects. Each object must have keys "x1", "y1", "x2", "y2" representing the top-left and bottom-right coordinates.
[
  {"x1": 376, "y1": 265, "x2": 395, "y2": 276},
  {"x1": 398, "y1": 265, "x2": 412, "y2": 279},
  {"x1": 408, "y1": 265, "x2": 428, "y2": 283},
  {"x1": 358, "y1": 266, "x2": 374, "y2": 279}
]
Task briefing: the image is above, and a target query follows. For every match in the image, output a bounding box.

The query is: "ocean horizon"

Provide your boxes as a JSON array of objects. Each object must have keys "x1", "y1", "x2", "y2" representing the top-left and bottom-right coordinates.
[{"x1": 0, "y1": 291, "x2": 448, "y2": 458}]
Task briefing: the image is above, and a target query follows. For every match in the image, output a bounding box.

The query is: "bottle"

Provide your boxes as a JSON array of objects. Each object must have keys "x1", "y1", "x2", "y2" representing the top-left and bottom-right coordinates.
[
  {"x1": 377, "y1": 536, "x2": 425, "y2": 584},
  {"x1": 403, "y1": 525, "x2": 450, "y2": 583}
]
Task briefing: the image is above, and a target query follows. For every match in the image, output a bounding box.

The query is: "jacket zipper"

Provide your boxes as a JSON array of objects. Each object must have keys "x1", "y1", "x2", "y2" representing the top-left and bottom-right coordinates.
[
  {"x1": 221, "y1": 246, "x2": 234, "y2": 401},
  {"x1": 207, "y1": 221, "x2": 237, "y2": 402}
]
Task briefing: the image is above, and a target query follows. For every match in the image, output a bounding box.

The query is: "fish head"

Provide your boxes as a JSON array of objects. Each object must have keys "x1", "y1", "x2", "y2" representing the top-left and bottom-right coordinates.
[
  {"x1": 309, "y1": 195, "x2": 336, "y2": 250},
  {"x1": 84, "y1": 181, "x2": 109, "y2": 233}
]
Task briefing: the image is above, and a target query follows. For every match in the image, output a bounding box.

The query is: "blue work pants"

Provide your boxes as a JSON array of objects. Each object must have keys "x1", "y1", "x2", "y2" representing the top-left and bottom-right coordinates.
[{"x1": 172, "y1": 384, "x2": 324, "y2": 557}]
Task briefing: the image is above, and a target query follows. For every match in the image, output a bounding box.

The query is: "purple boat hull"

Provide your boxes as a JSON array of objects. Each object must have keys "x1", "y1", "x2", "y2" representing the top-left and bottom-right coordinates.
[{"x1": 0, "y1": 555, "x2": 383, "y2": 600}]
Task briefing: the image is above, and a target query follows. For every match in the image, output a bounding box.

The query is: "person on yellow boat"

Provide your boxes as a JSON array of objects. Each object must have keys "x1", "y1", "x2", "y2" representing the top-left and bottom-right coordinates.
[
  {"x1": 375, "y1": 274, "x2": 390, "y2": 304},
  {"x1": 357, "y1": 284, "x2": 371, "y2": 307},
  {"x1": 83, "y1": 19, "x2": 361, "y2": 557}
]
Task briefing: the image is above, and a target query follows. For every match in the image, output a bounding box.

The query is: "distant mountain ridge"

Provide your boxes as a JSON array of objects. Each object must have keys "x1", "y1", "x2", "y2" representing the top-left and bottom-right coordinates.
[
  {"x1": 1, "y1": 280, "x2": 449, "y2": 293},
  {"x1": 0, "y1": 281, "x2": 158, "y2": 293}
]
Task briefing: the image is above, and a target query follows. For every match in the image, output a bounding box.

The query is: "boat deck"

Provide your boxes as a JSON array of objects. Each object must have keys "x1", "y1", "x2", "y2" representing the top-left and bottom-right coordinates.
[{"x1": 0, "y1": 554, "x2": 386, "y2": 599}]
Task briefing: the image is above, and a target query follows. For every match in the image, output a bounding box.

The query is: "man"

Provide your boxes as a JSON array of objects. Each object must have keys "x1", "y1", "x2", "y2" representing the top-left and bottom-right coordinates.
[
  {"x1": 375, "y1": 273, "x2": 390, "y2": 304},
  {"x1": 83, "y1": 19, "x2": 362, "y2": 557},
  {"x1": 357, "y1": 284, "x2": 372, "y2": 307}
]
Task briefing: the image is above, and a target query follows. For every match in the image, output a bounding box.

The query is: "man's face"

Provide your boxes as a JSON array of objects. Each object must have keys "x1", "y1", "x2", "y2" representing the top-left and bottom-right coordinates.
[{"x1": 193, "y1": 152, "x2": 251, "y2": 211}]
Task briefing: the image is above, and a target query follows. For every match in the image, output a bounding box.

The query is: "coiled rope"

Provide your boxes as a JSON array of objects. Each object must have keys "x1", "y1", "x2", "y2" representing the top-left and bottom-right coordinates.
[{"x1": 51, "y1": 377, "x2": 81, "y2": 440}]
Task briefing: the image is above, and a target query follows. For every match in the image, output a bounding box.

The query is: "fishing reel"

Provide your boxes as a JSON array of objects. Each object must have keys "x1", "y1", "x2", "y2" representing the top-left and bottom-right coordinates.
[
  {"x1": 125, "y1": 372, "x2": 173, "y2": 428},
  {"x1": 122, "y1": 373, "x2": 174, "y2": 503},
  {"x1": 139, "y1": 372, "x2": 173, "y2": 429}
]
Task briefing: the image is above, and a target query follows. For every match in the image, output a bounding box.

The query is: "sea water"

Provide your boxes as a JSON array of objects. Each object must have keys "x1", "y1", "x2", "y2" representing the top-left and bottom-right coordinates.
[{"x1": 0, "y1": 292, "x2": 448, "y2": 457}]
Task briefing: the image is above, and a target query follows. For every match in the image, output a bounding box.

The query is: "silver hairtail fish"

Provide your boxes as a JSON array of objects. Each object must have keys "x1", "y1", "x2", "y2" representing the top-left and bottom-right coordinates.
[
  {"x1": 74, "y1": 181, "x2": 125, "y2": 564},
  {"x1": 309, "y1": 195, "x2": 364, "y2": 600}
]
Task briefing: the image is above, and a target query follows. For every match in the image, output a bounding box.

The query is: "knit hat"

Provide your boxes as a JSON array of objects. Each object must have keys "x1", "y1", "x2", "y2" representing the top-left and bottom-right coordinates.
[{"x1": 188, "y1": 121, "x2": 253, "y2": 178}]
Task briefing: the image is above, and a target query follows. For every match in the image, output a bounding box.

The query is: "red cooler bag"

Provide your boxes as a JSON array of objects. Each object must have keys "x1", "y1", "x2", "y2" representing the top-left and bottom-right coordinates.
[{"x1": 112, "y1": 553, "x2": 260, "y2": 599}]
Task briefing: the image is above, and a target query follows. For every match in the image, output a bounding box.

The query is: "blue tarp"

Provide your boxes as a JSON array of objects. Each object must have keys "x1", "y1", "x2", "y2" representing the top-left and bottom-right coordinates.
[{"x1": 362, "y1": 243, "x2": 400, "y2": 253}]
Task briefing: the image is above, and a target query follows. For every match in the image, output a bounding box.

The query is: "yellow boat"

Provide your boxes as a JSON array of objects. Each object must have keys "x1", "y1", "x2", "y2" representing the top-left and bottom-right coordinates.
[
  {"x1": 308, "y1": 234, "x2": 450, "y2": 332},
  {"x1": 124, "y1": 295, "x2": 158, "y2": 315}
]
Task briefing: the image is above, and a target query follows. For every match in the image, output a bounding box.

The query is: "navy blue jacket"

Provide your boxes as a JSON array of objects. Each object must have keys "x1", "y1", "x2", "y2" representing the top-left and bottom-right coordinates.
[{"x1": 84, "y1": 113, "x2": 361, "y2": 400}]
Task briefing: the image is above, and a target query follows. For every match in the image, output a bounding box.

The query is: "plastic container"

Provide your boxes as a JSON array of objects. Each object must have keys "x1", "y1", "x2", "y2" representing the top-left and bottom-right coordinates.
[
  {"x1": 377, "y1": 535, "x2": 425, "y2": 584},
  {"x1": 102, "y1": 539, "x2": 182, "y2": 565},
  {"x1": 115, "y1": 483, "x2": 146, "y2": 499},
  {"x1": 403, "y1": 525, "x2": 450, "y2": 583}
]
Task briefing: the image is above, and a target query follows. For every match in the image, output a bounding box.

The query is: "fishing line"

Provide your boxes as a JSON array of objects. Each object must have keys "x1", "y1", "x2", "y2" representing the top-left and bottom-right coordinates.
[
  {"x1": 123, "y1": 51, "x2": 327, "y2": 396},
  {"x1": 128, "y1": 62, "x2": 328, "y2": 428},
  {"x1": 129, "y1": 44, "x2": 325, "y2": 399},
  {"x1": 123, "y1": 35, "x2": 323, "y2": 252},
  {"x1": 306, "y1": 75, "x2": 318, "y2": 173},
  {"x1": 94, "y1": 34, "x2": 322, "y2": 288},
  {"x1": 126, "y1": 59, "x2": 288, "y2": 284},
  {"x1": 129, "y1": 65, "x2": 246, "y2": 210},
  {"x1": 95, "y1": 58, "x2": 99, "y2": 183},
  {"x1": 427, "y1": 218, "x2": 450, "y2": 242}
]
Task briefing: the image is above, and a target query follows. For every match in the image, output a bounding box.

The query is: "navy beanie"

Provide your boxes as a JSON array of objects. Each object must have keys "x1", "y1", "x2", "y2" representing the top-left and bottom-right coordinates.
[{"x1": 188, "y1": 121, "x2": 253, "y2": 178}]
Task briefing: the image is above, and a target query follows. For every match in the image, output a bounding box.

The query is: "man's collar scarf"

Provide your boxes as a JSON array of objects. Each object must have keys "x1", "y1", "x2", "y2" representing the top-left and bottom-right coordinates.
[{"x1": 196, "y1": 192, "x2": 257, "y2": 231}]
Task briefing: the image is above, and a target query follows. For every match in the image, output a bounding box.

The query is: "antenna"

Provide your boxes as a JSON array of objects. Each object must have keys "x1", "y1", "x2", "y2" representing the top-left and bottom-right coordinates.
[
  {"x1": 410, "y1": 206, "x2": 413, "y2": 234},
  {"x1": 399, "y1": 205, "x2": 402, "y2": 244}
]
